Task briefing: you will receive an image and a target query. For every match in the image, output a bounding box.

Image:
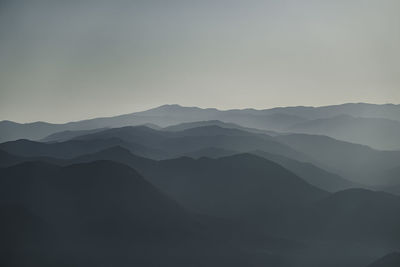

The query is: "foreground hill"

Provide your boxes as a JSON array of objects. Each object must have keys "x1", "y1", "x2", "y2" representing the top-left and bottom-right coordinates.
[
  {"x1": 2, "y1": 151, "x2": 400, "y2": 266},
  {"x1": 0, "y1": 161, "x2": 291, "y2": 267},
  {"x1": 280, "y1": 189, "x2": 400, "y2": 245}
]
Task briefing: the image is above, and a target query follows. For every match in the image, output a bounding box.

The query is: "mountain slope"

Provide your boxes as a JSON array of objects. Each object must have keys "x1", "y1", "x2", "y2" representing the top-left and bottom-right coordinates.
[
  {"x1": 253, "y1": 150, "x2": 355, "y2": 192},
  {"x1": 276, "y1": 133, "x2": 400, "y2": 185},
  {"x1": 163, "y1": 120, "x2": 278, "y2": 135},
  {"x1": 0, "y1": 161, "x2": 191, "y2": 266},
  {"x1": 41, "y1": 128, "x2": 109, "y2": 142},
  {"x1": 0, "y1": 160, "x2": 291, "y2": 267},
  {"x1": 0, "y1": 137, "x2": 166, "y2": 159},
  {"x1": 288, "y1": 115, "x2": 400, "y2": 150},
  {"x1": 285, "y1": 189, "x2": 400, "y2": 244},
  {"x1": 259, "y1": 103, "x2": 400, "y2": 121},
  {"x1": 3, "y1": 103, "x2": 399, "y2": 143},
  {"x1": 4, "y1": 125, "x2": 400, "y2": 188},
  {"x1": 73, "y1": 125, "x2": 308, "y2": 160},
  {"x1": 59, "y1": 148, "x2": 328, "y2": 220}
]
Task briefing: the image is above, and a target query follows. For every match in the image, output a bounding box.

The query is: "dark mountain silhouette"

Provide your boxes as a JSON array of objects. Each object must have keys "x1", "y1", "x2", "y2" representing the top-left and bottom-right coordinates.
[
  {"x1": 5, "y1": 148, "x2": 398, "y2": 266},
  {"x1": 182, "y1": 148, "x2": 355, "y2": 192},
  {"x1": 0, "y1": 160, "x2": 189, "y2": 230},
  {"x1": 143, "y1": 153, "x2": 328, "y2": 219},
  {"x1": 253, "y1": 150, "x2": 355, "y2": 192},
  {"x1": 367, "y1": 252, "x2": 400, "y2": 267},
  {"x1": 0, "y1": 149, "x2": 26, "y2": 167},
  {"x1": 0, "y1": 160, "x2": 292, "y2": 267},
  {"x1": 57, "y1": 148, "x2": 327, "y2": 220},
  {"x1": 0, "y1": 143, "x2": 351, "y2": 194},
  {"x1": 379, "y1": 184, "x2": 400, "y2": 196},
  {"x1": 288, "y1": 115, "x2": 400, "y2": 150},
  {"x1": 282, "y1": 189, "x2": 400, "y2": 245}
]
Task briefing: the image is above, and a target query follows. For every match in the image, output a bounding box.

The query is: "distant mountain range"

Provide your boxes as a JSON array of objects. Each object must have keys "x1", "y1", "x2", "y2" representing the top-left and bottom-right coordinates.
[
  {"x1": 2, "y1": 103, "x2": 400, "y2": 150},
  {"x1": 2, "y1": 123, "x2": 399, "y2": 188}
]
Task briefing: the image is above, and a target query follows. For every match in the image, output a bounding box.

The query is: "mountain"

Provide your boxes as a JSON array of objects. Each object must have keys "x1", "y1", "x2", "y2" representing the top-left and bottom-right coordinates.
[
  {"x1": 376, "y1": 166, "x2": 400, "y2": 186},
  {"x1": 63, "y1": 149, "x2": 400, "y2": 266},
  {"x1": 0, "y1": 149, "x2": 26, "y2": 167},
  {"x1": 72, "y1": 125, "x2": 308, "y2": 160},
  {"x1": 4, "y1": 124, "x2": 400, "y2": 188},
  {"x1": 57, "y1": 148, "x2": 327, "y2": 220},
  {"x1": 183, "y1": 147, "x2": 238, "y2": 159},
  {"x1": 0, "y1": 160, "x2": 189, "y2": 265},
  {"x1": 1, "y1": 124, "x2": 306, "y2": 162},
  {"x1": 288, "y1": 115, "x2": 400, "y2": 150},
  {"x1": 253, "y1": 150, "x2": 355, "y2": 192},
  {"x1": 3, "y1": 103, "x2": 399, "y2": 143},
  {"x1": 260, "y1": 103, "x2": 400, "y2": 121},
  {"x1": 0, "y1": 137, "x2": 166, "y2": 159},
  {"x1": 0, "y1": 143, "x2": 347, "y2": 194},
  {"x1": 41, "y1": 128, "x2": 109, "y2": 142},
  {"x1": 73, "y1": 125, "x2": 400, "y2": 189},
  {"x1": 182, "y1": 147, "x2": 355, "y2": 192},
  {"x1": 140, "y1": 153, "x2": 329, "y2": 219},
  {"x1": 0, "y1": 160, "x2": 189, "y2": 230},
  {"x1": 276, "y1": 133, "x2": 400, "y2": 185},
  {"x1": 367, "y1": 252, "x2": 400, "y2": 267},
  {"x1": 0, "y1": 120, "x2": 67, "y2": 143},
  {"x1": 0, "y1": 160, "x2": 291, "y2": 267},
  {"x1": 286, "y1": 189, "x2": 400, "y2": 244},
  {"x1": 163, "y1": 120, "x2": 278, "y2": 135}
]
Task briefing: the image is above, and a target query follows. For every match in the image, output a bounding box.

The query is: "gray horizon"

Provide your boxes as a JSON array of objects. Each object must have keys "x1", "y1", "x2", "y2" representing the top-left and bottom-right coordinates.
[{"x1": 1, "y1": 0, "x2": 399, "y2": 123}]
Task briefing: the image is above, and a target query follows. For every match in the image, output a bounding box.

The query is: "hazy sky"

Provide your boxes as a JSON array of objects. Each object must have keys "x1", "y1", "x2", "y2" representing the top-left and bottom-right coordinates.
[{"x1": 0, "y1": 0, "x2": 399, "y2": 123}]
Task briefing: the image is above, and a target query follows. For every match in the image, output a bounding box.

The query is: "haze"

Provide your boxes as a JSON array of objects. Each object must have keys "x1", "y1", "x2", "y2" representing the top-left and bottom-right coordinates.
[{"x1": 0, "y1": 0, "x2": 399, "y2": 123}]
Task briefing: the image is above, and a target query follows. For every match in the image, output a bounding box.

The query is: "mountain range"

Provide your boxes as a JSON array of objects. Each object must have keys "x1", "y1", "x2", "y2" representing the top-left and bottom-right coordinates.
[
  {"x1": 2, "y1": 103, "x2": 400, "y2": 150},
  {"x1": 1, "y1": 103, "x2": 400, "y2": 267}
]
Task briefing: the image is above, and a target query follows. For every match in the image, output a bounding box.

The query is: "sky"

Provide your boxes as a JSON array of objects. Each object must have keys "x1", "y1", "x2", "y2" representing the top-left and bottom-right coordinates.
[{"x1": 0, "y1": 0, "x2": 399, "y2": 123}]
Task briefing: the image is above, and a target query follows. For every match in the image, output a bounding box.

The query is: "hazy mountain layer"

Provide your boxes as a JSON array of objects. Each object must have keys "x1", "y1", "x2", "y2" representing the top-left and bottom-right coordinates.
[{"x1": 2, "y1": 103, "x2": 400, "y2": 150}]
